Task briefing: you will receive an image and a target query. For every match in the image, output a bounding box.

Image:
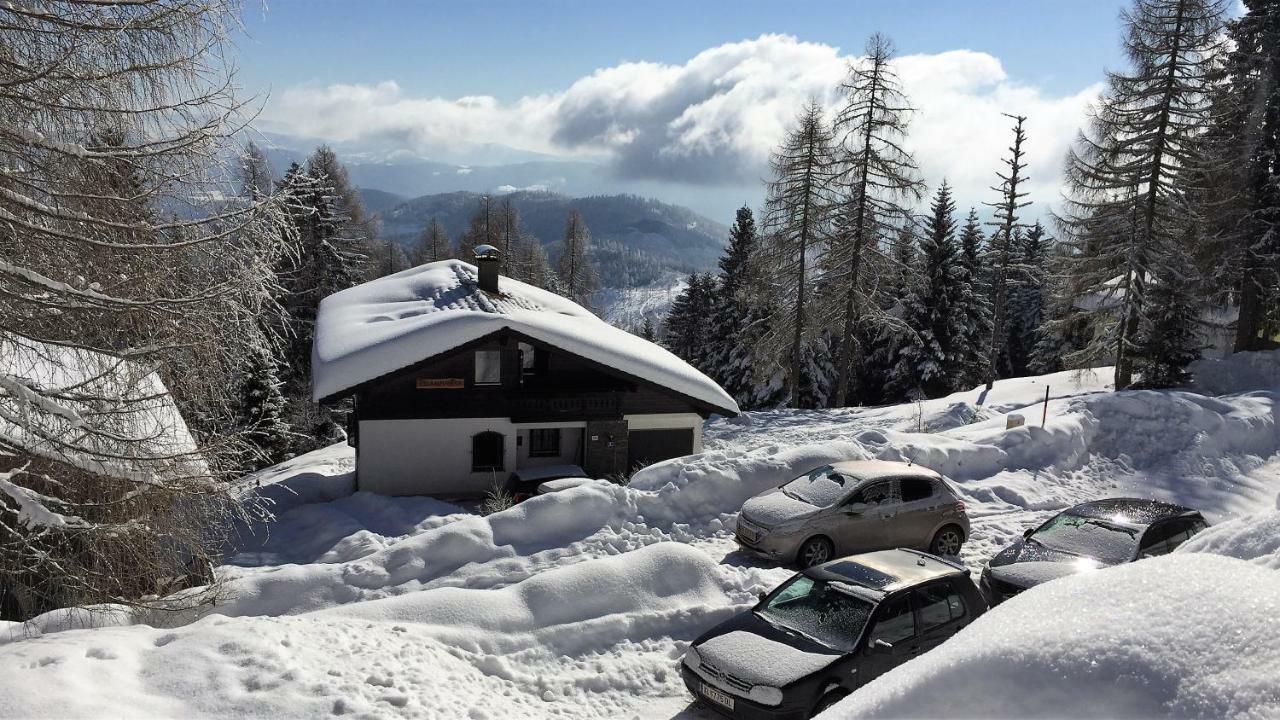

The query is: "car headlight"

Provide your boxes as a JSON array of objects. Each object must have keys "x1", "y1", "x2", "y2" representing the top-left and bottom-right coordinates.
[
  {"x1": 748, "y1": 685, "x2": 783, "y2": 706},
  {"x1": 683, "y1": 645, "x2": 701, "y2": 670}
]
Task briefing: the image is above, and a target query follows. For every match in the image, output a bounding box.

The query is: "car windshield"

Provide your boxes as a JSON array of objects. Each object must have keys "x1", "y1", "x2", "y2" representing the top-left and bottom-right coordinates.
[
  {"x1": 1031, "y1": 512, "x2": 1141, "y2": 564},
  {"x1": 782, "y1": 466, "x2": 850, "y2": 508},
  {"x1": 756, "y1": 575, "x2": 873, "y2": 652}
]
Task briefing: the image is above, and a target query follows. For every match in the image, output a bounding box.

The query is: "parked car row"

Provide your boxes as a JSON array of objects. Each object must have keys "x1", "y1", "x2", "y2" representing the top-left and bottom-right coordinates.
[{"x1": 682, "y1": 460, "x2": 1212, "y2": 719}]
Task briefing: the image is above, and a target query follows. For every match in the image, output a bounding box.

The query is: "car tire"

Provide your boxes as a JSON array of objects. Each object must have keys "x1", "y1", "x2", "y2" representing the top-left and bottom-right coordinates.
[
  {"x1": 811, "y1": 689, "x2": 848, "y2": 717},
  {"x1": 797, "y1": 536, "x2": 834, "y2": 568},
  {"x1": 930, "y1": 524, "x2": 965, "y2": 556}
]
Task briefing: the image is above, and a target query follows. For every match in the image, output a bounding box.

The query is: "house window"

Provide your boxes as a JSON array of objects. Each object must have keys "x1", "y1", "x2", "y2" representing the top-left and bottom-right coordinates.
[
  {"x1": 472, "y1": 431, "x2": 504, "y2": 472},
  {"x1": 528, "y1": 428, "x2": 561, "y2": 458},
  {"x1": 474, "y1": 350, "x2": 501, "y2": 385}
]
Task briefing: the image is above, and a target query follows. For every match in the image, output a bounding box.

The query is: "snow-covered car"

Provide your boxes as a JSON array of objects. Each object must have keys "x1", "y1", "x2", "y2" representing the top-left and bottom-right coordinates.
[
  {"x1": 736, "y1": 460, "x2": 969, "y2": 567},
  {"x1": 682, "y1": 548, "x2": 987, "y2": 719},
  {"x1": 506, "y1": 465, "x2": 593, "y2": 501},
  {"x1": 980, "y1": 497, "x2": 1209, "y2": 605}
]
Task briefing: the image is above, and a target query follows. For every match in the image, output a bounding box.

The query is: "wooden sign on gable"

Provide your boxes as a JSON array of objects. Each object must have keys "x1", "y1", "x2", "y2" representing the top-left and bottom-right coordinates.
[{"x1": 416, "y1": 377, "x2": 465, "y2": 389}]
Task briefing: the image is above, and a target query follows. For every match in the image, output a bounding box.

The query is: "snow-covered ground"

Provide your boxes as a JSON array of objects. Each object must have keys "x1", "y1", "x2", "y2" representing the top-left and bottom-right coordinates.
[{"x1": 2, "y1": 356, "x2": 1279, "y2": 718}]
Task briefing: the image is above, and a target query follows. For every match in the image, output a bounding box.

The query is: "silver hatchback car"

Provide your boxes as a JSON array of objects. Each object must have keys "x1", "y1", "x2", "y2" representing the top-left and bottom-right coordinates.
[{"x1": 736, "y1": 460, "x2": 970, "y2": 567}]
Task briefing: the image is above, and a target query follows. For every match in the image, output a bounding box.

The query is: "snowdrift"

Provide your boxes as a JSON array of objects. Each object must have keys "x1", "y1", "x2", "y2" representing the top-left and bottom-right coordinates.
[{"x1": 824, "y1": 554, "x2": 1280, "y2": 719}]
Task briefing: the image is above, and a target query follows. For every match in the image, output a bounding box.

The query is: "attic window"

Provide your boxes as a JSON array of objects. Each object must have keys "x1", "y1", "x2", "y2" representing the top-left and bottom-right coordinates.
[{"x1": 474, "y1": 350, "x2": 501, "y2": 385}]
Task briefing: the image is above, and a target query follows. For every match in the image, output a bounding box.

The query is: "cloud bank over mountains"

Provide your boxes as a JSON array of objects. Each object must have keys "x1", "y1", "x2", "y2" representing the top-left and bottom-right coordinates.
[{"x1": 263, "y1": 34, "x2": 1101, "y2": 214}]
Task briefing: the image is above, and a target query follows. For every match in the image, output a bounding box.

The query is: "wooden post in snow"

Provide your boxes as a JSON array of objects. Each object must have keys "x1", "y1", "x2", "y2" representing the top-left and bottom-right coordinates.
[{"x1": 1041, "y1": 385, "x2": 1050, "y2": 427}]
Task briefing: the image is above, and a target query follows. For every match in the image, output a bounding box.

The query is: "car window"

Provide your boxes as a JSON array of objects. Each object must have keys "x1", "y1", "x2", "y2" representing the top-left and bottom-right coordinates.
[
  {"x1": 782, "y1": 466, "x2": 851, "y2": 508},
  {"x1": 900, "y1": 478, "x2": 934, "y2": 503},
  {"x1": 868, "y1": 595, "x2": 915, "y2": 646},
  {"x1": 915, "y1": 583, "x2": 966, "y2": 632},
  {"x1": 1143, "y1": 519, "x2": 1200, "y2": 557},
  {"x1": 849, "y1": 480, "x2": 899, "y2": 507},
  {"x1": 1031, "y1": 512, "x2": 1140, "y2": 565},
  {"x1": 757, "y1": 575, "x2": 875, "y2": 652}
]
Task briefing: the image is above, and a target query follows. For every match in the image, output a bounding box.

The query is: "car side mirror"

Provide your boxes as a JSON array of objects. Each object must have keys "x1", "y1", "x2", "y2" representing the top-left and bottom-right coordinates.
[
  {"x1": 870, "y1": 638, "x2": 893, "y2": 654},
  {"x1": 757, "y1": 591, "x2": 767, "y2": 603}
]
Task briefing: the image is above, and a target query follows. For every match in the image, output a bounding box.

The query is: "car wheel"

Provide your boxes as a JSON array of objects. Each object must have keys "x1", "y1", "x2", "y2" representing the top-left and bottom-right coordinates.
[
  {"x1": 930, "y1": 525, "x2": 964, "y2": 556},
  {"x1": 797, "y1": 536, "x2": 833, "y2": 568},
  {"x1": 811, "y1": 689, "x2": 848, "y2": 717}
]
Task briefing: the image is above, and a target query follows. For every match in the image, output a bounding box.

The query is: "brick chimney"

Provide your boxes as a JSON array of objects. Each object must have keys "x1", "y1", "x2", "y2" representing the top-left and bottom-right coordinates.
[{"x1": 474, "y1": 244, "x2": 500, "y2": 293}]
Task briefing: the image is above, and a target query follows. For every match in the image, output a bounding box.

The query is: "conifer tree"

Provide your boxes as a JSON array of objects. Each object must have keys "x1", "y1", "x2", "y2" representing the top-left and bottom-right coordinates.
[
  {"x1": 1208, "y1": 0, "x2": 1280, "y2": 351},
  {"x1": 1057, "y1": 0, "x2": 1227, "y2": 388},
  {"x1": 556, "y1": 209, "x2": 600, "y2": 307},
  {"x1": 827, "y1": 33, "x2": 926, "y2": 406},
  {"x1": 413, "y1": 217, "x2": 454, "y2": 265},
  {"x1": 707, "y1": 207, "x2": 772, "y2": 407},
  {"x1": 756, "y1": 101, "x2": 838, "y2": 407},
  {"x1": 954, "y1": 209, "x2": 994, "y2": 387},
  {"x1": 236, "y1": 325, "x2": 293, "y2": 470},
  {"x1": 1005, "y1": 221, "x2": 1052, "y2": 377},
  {"x1": 640, "y1": 317, "x2": 656, "y2": 341},
  {"x1": 984, "y1": 114, "x2": 1032, "y2": 388},
  {"x1": 886, "y1": 183, "x2": 964, "y2": 399}
]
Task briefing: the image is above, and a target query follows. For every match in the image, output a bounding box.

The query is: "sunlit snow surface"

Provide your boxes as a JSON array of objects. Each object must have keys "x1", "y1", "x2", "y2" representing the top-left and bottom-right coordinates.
[{"x1": 3, "y1": 354, "x2": 1280, "y2": 718}]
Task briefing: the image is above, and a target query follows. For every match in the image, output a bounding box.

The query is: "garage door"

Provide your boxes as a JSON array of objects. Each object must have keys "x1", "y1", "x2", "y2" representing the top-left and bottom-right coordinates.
[{"x1": 627, "y1": 428, "x2": 694, "y2": 472}]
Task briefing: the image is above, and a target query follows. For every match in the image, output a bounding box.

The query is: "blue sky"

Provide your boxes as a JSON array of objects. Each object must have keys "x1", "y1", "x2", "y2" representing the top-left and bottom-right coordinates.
[
  {"x1": 238, "y1": 1, "x2": 1150, "y2": 218},
  {"x1": 237, "y1": 0, "x2": 1129, "y2": 101}
]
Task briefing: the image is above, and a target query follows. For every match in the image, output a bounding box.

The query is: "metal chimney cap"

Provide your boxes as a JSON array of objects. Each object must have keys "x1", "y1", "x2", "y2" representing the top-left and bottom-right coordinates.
[{"x1": 473, "y1": 244, "x2": 500, "y2": 260}]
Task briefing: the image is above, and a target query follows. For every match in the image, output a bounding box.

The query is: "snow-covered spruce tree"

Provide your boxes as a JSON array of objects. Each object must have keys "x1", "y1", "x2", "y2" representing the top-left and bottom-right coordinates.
[
  {"x1": 662, "y1": 273, "x2": 716, "y2": 371},
  {"x1": 706, "y1": 207, "x2": 774, "y2": 408},
  {"x1": 983, "y1": 114, "x2": 1032, "y2": 389},
  {"x1": 1205, "y1": 0, "x2": 1280, "y2": 351},
  {"x1": 0, "y1": 0, "x2": 291, "y2": 620},
  {"x1": 519, "y1": 238, "x2": 560, "y2": 292},
  {"x1": 756, "y1": 101, "x2": 838, "y2": 407},
  {"x1": 954, "y1": 209, "x2": 994, "y2": 388},
  {"x1": 413, "y1": 217, "x2": 455, "y2": 265},
  {"x1": 1133, "y1": 225, "x2": 1204, "y2": 386},
  {"x1": 556, "y1": 209, "x2": 600, "y2": 308},
  {"x1": 886, "y1": 183, "x2": 965, "y2": 399},
  {"x1": 234, "y1": 323, "x2": 294, "y2": 470},
  {"x1": 826, "y1": 33, "x2": 927, "y2": 407},
  {"x1": 498, "y1": 197, "x2": 527, "y2": 279},
  {"x1": 1004, "y1": 221, "x2": 1052, "y2": 377},
  {"x1": 1056, "y1": 0, "x2": 1227, "y2": 388},
  {"x1": 640, "y1": 317, "x2": 656, "y2": 342}
]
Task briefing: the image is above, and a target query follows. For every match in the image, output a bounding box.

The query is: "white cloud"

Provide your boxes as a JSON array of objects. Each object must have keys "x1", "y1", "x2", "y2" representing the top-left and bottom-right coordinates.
[{"x1": 261, "y1": 34, "x2": 1101, "y2": 214}]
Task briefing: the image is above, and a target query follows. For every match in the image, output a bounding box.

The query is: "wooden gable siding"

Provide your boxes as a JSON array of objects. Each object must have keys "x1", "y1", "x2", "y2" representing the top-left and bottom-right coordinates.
[{"x1": 356, "y1": 330, "x2": 703, "y2": 422}]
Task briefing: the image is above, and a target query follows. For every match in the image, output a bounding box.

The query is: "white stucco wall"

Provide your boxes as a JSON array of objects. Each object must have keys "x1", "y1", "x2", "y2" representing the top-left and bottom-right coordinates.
[{"x1": 359, "y1": 413, "x2": 705, "y2": 497}]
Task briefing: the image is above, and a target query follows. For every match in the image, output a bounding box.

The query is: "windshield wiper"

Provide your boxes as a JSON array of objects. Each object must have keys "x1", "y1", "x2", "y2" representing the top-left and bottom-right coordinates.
[{"x1": 754, "y1": 611, "x2": 828, "y2": 647}]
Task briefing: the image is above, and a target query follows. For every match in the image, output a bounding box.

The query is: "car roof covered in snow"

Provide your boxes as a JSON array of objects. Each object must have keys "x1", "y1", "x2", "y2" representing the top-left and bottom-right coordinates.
[
  {"x1": 310, "y1": 260, "x2": 739, "y2": 415},
  {"x1": 808, "y1": 548, "x2": 966, "y2": 596},
  {"x1": 1065, "y1": 498, "x2": 1201, "y2": 527},
  {"x1": 828, "y1": 459, "x2": 941, "y2": 482}
]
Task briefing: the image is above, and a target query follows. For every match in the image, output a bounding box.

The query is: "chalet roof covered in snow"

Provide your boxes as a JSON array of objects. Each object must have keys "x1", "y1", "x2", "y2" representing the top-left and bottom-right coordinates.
[
  {"x1": 0, "y1": 335, "x2": 203, "y2": 481},
  {"x1": 311, "y1": 260, "x2": 740, "y2": 415}
]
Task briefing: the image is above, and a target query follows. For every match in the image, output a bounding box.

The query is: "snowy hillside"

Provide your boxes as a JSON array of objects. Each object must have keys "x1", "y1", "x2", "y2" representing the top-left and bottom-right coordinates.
[
  {"x1": 599, "y1": 275, "x2": 688, "y2": 332},
  {"x1": 2, "y1": 359, "x2": 1279, "y2": 718}
]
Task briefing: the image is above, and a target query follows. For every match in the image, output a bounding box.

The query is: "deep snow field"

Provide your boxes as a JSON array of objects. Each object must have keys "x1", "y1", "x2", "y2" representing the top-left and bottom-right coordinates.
[{"x1": 2, "y1": 354, "x2": 1280, "y2": 719}]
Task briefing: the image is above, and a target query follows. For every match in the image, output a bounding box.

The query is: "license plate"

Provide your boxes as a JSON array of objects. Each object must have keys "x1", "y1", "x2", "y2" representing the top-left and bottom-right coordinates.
[{"x1": 699, "y1": 682, "x2": 734, "y2": 710}]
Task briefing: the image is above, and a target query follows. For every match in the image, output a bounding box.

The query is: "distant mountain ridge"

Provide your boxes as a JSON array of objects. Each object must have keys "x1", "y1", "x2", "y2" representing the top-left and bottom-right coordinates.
[{"x1": 367, "y1": 189, "x2": 727, "y2": 286}]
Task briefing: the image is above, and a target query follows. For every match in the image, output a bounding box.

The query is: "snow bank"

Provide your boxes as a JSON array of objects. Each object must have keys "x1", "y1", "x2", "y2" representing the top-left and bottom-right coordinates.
[
  {"x1": 1177, "y1": 508, "x2": 1280, "y2": 571},
  {"x1": 311, "y1": 260, "x2": 737, "y2": 414},
  {"x1": 1190, "y1": 349, "x2": 1280, "y2": 396},
  {"x1": 824, "y1": 554, "x2": 1280, "y2": 719},
  {"x1": 0, "y1": 543, "x2": 745, "y2": 719}
]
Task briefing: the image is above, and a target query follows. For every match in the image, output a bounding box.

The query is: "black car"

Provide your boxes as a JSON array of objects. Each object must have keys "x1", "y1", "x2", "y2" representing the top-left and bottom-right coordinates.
[
  {"x1": 681, "y1": 548, "x2": 987, "y2": 719},
  {"x1": 980, "y1": 497, "x2": 1210, "y2": 605}
]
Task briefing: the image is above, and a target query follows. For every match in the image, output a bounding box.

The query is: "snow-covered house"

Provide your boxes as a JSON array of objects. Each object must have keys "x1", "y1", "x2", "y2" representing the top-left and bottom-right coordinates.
[{"x1": 311, "y1": 249, "x2": 739, "y2": 497}]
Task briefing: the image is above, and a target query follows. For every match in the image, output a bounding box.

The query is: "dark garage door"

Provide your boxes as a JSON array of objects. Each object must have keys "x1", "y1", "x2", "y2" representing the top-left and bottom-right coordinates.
[{"x1": 628, "y1": 428, "x2": 694, "y2": 472}]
